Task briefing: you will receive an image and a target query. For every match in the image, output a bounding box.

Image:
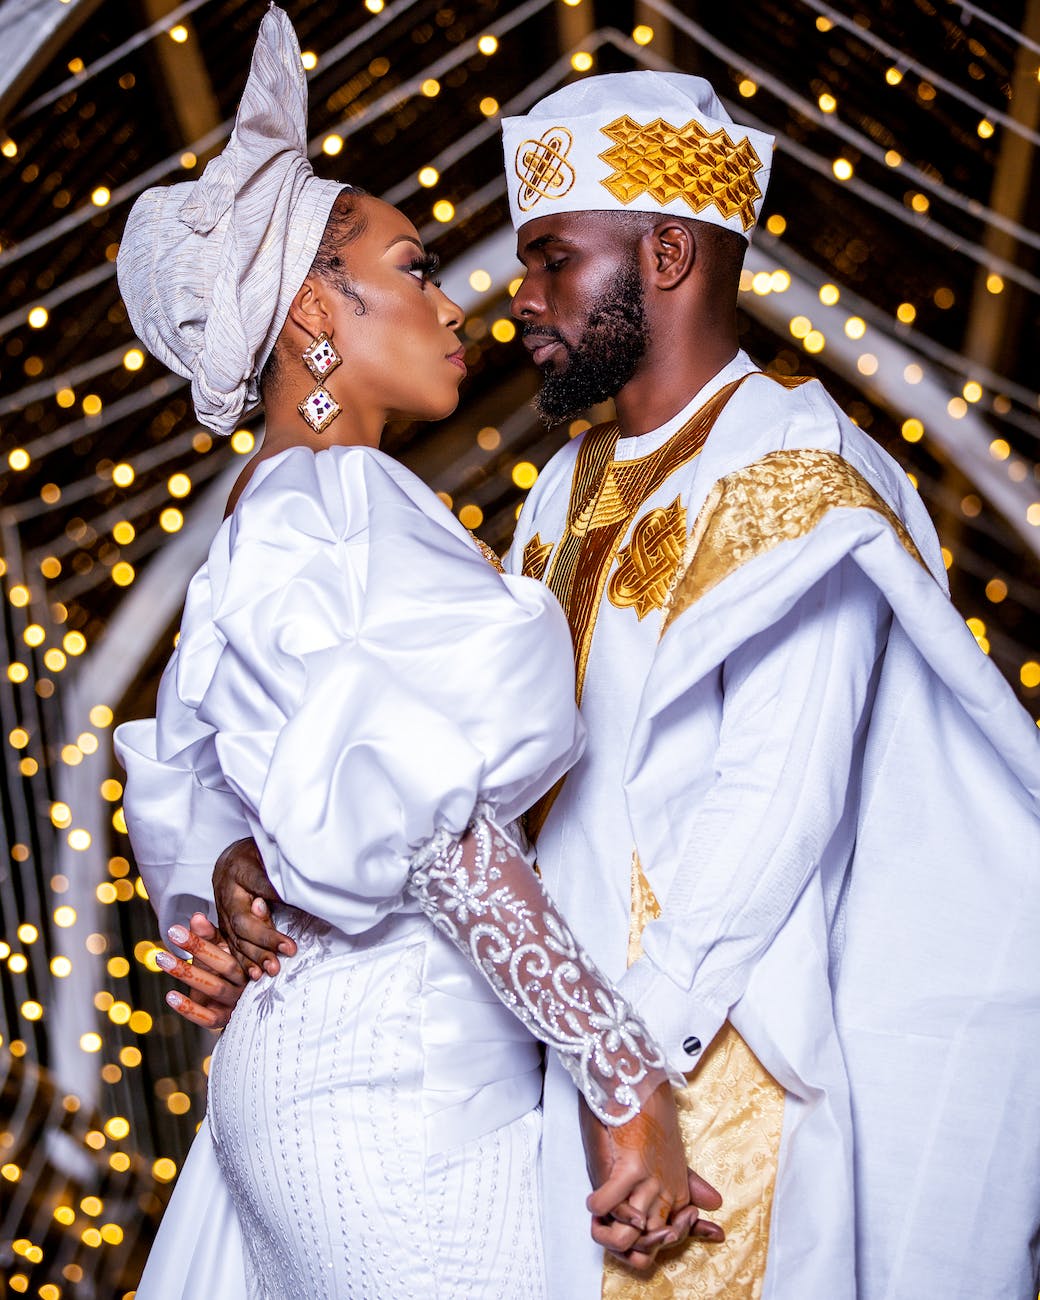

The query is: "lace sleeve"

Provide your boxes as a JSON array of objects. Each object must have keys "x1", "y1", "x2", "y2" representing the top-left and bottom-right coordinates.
[{"x1": 407, "y1": 809, "x2": 681, "y2": 1126}]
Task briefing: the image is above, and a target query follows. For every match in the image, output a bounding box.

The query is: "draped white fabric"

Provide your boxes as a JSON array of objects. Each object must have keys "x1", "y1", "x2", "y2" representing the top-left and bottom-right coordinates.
[{"x1": 506, "y1": 356, "x2": 1040, "y2": 1300}]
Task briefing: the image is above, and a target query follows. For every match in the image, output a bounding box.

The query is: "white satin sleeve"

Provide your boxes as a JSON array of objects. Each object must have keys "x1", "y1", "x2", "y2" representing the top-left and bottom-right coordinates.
[{"x1": 184, "y1": 446, "x2": 583, "y2": 936}]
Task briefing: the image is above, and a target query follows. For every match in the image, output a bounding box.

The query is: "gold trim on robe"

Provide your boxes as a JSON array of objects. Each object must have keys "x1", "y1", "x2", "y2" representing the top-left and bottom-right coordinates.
[
  {"x1": 663, "y1": 448, "x2": 927, "y2": 633},
  {"x1": 526, "y1": 375, "x2": 751, "y2": 839},
  {"x1": 521, "y1": 532, "x2": 556, "y2": 581},
  {"x1": 602, "y1": 858, "x2": 785, "y2": 1300}
]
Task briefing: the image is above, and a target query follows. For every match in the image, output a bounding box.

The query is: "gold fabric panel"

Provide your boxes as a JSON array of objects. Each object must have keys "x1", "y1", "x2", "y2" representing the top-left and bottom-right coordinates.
[
  {"x1": 663, "y1": 448, "x2": 927, "y2": 634},
  {"x1": 608, "y1": 497, "x2": 687, "y2": 620},
  {"x1": 526, "y1": 376, "x2": 750, "y2": 839},
  {"x1": 598, "y1": 115, "x2": 765, "y2": 232},
  {"x1": 603, "y1": 859, "x2": 785, "y2": 1300},
  {"x1": 521, "y1": 533, "x2": 555, "y2": 582}
]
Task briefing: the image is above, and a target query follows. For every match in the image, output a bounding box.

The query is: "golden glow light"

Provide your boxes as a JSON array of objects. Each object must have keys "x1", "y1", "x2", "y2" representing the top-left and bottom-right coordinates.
[
  {"x1": 963, "y1": 381, "x2": 983, "y2": 403},
  {"x1": 79, "y1": 1033, "x2": 103, "y2": 1053},
  {"x1": 112, "y1": 520, "x2": 135, "y2": 544},
  {"x1": 112, "y1": 462, "x2": 134, "y2": 487},
  {"x1": 458, "y1": 504, "x2": 484, "y2": 529},
  {"x1": 27, "y1": 306, "x2": 48, "y2": 329},
  {"x1": 231, "y1": 429, "x2": 254, "y2": 454},
  {"x1": 737, "y1": 78, "x2": 757, "y2": 97},
  {"x1": 479, "y1": 97, "x2": 499, "y2": 116},
  {"x1": 421, "y1": 78, "x2": 441, "y2": 97},
  {"x1": 885, "y1": 66, "x2": 903, "y2": 85},
  {"x1": 571, "y1": 52, "x2": 594, "y2": 72},
  {"x1": 977, "y1": 119, "x2": 994, "y2": 139},
  {"x1": 989, "y1": 438, "x2": 1011, "y2": 460},
  {"x1": 909, "y1": 193, "x2": 930, "y2": 214},
  {"x1": 632, "y1": 25, "x2": 654, "y2": 45},
  {"x1": 56, "y1": 387, "x2": 75, "y2": 407},
  {"x1": 301, "y1": 50, "x2": 318, "y2": 70},
  {"x1": 8, "y1": 447, "x2": 30, "y2": 470},
  {"x1": 112, "y1": 562, "x2": 135, "y2": 587},
  {"x1": 123, "y1": 348, "x2": 144, "y2": 371},
  {"x1": 901, "y1": 418, "x2": 924, "y2": 443},
  {"x1": 91, "y1": 187, "x2": 110, "y2": 207},
  {"x1": 819, "y1": 284, "x2": 840, "y2": 306},
  {"x1": 322, "y1": 135, "x2": 343, "y2": 156},
  {"x1": 168, "y1": 472, "x2": 192, "y2": 498},
  {"x1": 90, "y1": 704, "x2": 113, "y2": 726},
  {"x1": 160, "y1": 507, "x2": 184, "y2": 533},
  {"x1": 477, "y1": 34, "x2": 498, "y2": 55},
  {"x1": 1021, "y1": 662, "x2": 1040, "y2": 688},
  {"x1": 832, "y1": 158, "x2": 853, "y2": 181},
  {"x1": 896, "y1": 302, "x2": 916, "y2": 324},
  {"x1": 844, "y1": 316, "x2": 866, "y2": 340},
  {"x1": 469, "y1": 269, "x2": 492, "y2": 293},
  {"x1": 789, "y1": 315, "x2": 811, "y2": 340},
  {"x1": 169, "y1": 24, "x2": 188, "y2": 42},
  {"x1": 432, "y1": 200, "x2": 455, "y2": 223},
  {"x1": 512, "y1": 462, "x2": 538, "y2": 489},
  {"x1": 765, "y1": 214, "x2": 786, "y2": 235},
  {"x1": 491, "y1": 319, "x2": 516, "y2": 343},
  {"x1": 986, "y1": 273, "x2": 1004, "y2": 295},
  {"x1": 418, "y1": 166, "x2": 439, "y2": 188},
  {"x1": 804, "y1": 330, "x2": 825, "y2": 353},
  {"x1": 818, "y1": 93, "x2": 837, "y2": 113},
  {"x1": 857, "y1": 353, "x2": 879, "y2": 376},
  {"x1": 153, "y1": 1158, "x2": 178, "y2": 1183}
]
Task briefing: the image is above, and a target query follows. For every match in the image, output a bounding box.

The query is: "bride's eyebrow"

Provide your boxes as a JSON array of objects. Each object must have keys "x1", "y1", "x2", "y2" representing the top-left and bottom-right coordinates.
[{"x1": 386, "y1": 234, "x2": 425, "y2": 254}]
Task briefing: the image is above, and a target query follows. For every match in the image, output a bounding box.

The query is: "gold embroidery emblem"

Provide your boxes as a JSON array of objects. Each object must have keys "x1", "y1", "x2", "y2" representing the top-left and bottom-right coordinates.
[
  {"x1": 569, "y1": 467, "x2": 631, "y2": 537},
  {"x1": 515, "y1": 126, "x2": 576, "y2": 211},
  {"x1": 598, "y1": 115, "x2": 764, "y2": 231},
  {"x1": 608, "y1": 497, "x2": 687, "y2": 619},
  {"x1": 521, "y1": 533, "x2": 555, "y2": 581}
]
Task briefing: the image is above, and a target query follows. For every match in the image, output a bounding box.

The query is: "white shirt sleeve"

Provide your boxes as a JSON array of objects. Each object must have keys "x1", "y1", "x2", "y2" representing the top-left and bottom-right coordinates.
[{"x1": 617, "y1": 557, "x2": 889, "y2": 1073}]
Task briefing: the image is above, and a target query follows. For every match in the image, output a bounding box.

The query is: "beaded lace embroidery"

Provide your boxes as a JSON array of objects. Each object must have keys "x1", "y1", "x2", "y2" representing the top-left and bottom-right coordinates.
[{"x1": 408, "y1": 809, "x2": 676, "y2": 1125}]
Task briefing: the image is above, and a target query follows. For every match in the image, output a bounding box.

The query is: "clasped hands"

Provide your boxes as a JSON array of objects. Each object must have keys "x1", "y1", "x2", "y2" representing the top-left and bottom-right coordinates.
[{"x1": 160, "y1": 840, "x2": 725, "y2": 1271}]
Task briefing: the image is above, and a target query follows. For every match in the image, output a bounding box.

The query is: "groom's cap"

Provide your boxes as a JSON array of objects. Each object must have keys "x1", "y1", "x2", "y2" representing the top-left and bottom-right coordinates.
[{"x1": 502, "y1": 71, "x2": 774, "y2": 240}]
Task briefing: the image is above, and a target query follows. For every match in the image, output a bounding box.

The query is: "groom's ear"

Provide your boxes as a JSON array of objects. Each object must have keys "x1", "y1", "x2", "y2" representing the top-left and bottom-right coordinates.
[{"x1": 643, "y1": 220, "x2": 697, "y2": 291}]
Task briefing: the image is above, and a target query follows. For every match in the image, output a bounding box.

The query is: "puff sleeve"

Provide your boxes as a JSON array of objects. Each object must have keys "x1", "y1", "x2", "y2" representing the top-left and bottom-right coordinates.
[{"x1": 177, "y1": 446, "x2": 583, "y2": 934}]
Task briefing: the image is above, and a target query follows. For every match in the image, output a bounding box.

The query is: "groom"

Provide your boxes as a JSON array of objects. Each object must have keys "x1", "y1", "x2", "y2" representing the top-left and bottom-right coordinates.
[{"x1": 163, "y1": 71, "x2": 1040, "y2": 1299}]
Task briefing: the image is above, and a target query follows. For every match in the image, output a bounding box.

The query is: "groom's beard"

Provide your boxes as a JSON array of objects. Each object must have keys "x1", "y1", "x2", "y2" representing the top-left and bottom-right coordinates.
[{"x1": 529, "y1": 261, "x2": 649, "y2": 425}]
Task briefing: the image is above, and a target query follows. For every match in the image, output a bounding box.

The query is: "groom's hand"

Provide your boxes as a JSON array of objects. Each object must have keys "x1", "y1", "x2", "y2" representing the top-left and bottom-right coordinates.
[
  {"x1": 213, "y1": 837, "x2": 295, "y2": 979},
  {"x1": 580, "y1": 1080, "x2": 724, "y2": 1270}
]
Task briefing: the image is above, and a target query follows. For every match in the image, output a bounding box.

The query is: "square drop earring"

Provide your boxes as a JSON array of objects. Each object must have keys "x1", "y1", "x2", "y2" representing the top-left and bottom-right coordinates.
[{"x1": 298, "y1": 332, "x2": 342, "y2": 433}]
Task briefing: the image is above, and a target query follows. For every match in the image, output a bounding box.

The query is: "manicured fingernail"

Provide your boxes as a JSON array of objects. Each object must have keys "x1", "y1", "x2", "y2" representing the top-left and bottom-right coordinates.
[
  {"x1": 165, "y1": 991, "x2": 183, "y2": 1008},
  {"x1": 255, "y1": 899, "x2": 269, "y2": 916},
  {"x1": 154, "y1": 951, "x2": 176, "y2": 972},
  {"x1": 248, "y1": 966, "x2": 261, "y2": 981},
  {"x1": 264, "y1": 959, "x2": 278, "y2": 975},
  {"x1": 168, "y1": 924, "x2": 189, "y2": 945},
  {"x1": 278, "y1": 942, "x2": 294, "y2": 955}
]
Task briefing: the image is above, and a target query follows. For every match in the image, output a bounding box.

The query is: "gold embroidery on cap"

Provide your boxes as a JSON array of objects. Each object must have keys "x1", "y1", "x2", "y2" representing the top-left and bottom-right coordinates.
[
  {"x1": 521, "y1": 533, "x2": 555, "y2": 581},
  {"x1": 515, "y1": 127, "x2": 576, "y2": 211},
  {"x1": 598, "y1": 115, "x2": 764, "y2": 231},
  {"x1": 608, "y1": 497, "x2": 687, "y2": 619}
]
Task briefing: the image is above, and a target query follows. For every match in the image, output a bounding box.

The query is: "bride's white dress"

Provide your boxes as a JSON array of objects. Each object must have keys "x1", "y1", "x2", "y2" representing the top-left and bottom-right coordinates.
[{"x1": 116, "y1": 446, "x2": 591, "y2": 1298}]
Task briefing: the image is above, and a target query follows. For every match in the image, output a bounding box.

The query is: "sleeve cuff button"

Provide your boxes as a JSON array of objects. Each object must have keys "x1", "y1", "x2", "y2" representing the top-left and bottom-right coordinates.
[{"x1": 682, "y1": 1036, "x2": 702, "y2": 1056}]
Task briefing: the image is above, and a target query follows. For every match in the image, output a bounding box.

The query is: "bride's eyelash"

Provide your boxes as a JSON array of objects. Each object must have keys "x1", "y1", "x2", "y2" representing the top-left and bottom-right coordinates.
[{"x1": 410, "y1": 252, "x2": 442, "y2": 287}]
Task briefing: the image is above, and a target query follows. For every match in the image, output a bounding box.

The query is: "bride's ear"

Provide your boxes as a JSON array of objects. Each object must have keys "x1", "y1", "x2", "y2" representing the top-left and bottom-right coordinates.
[{"x1": 286, "y1": 276, "x2": 335, "y2": 342}]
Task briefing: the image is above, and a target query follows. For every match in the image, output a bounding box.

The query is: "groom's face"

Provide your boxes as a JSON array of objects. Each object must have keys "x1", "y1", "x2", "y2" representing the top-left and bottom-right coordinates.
[{"x1": 512, "y1": 212, "x2": 648, "y2": 425}]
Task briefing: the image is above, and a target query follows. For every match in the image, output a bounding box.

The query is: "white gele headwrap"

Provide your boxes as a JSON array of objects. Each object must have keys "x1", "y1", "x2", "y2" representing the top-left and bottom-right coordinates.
[
  {"x1": 117, "y1": 5, "x2": 346, "y2": 436},
  {"x1": 502, "y1": 71, "x2": 775, "y2": 239}
]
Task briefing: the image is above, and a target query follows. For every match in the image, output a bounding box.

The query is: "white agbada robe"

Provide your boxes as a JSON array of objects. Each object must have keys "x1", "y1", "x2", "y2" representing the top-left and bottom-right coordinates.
[{"x1": 506, "y1": 351, "x2": 1040, "y2": 1300}]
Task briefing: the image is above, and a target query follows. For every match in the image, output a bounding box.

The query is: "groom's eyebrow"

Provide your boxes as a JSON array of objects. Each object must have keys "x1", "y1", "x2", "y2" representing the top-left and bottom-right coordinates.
[{"x1": 522, "y1": 234, "x2": 557, "y2": 254}]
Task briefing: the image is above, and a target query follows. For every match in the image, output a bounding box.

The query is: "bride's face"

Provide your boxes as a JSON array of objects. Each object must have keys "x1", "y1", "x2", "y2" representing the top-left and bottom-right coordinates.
[{"x1": 327, "y1": 197, "x2": 467, "y2": 423}]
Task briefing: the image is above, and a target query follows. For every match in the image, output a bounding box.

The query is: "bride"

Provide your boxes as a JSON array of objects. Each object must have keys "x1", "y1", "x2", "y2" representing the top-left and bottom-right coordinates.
[{"x1": 114, "y1": 9, "x2": 721, "y2": 1297}]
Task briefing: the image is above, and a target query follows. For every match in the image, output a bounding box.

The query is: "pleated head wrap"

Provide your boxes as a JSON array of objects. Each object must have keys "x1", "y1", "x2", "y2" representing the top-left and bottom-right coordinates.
[{"x1": 117, "y1": 5, "x2": 345, "y2": 436}]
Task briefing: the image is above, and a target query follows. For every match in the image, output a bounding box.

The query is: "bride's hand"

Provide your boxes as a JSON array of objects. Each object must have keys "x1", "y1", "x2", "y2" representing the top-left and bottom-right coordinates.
[
  {"x1": 579, "y1": 1080, "x2": 724, "y2": 1269},
  {"x1": 158, "y1": 913, "x2": 248, "y2": 1030}
]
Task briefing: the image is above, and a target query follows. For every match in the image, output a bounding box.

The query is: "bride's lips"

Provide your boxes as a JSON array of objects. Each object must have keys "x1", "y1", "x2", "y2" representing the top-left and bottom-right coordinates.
[{"x1": 447, "y1": 347, "x2": 467, "y2": 374}]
